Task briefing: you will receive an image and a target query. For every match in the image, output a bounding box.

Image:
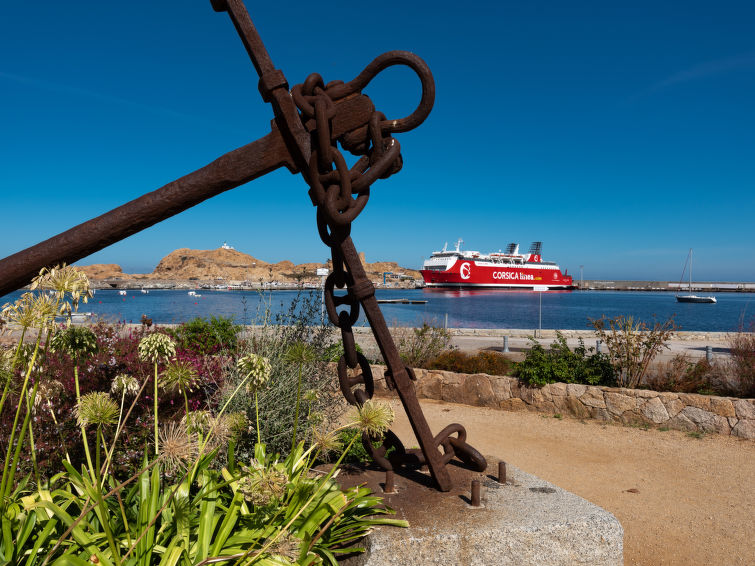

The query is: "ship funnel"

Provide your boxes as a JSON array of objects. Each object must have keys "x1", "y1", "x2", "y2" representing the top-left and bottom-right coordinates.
[
  {"x1": 505, "y1": 242, "x2": 517, "y2": 254},
  {"x1": 528, "y1": 242, "x2": 542, "y2": 255}
]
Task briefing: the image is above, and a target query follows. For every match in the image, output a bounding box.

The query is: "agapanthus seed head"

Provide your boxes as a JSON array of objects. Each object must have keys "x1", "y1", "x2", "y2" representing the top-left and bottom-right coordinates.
[
  {"x1": 31, "y1": 264, "x2": 92, "y2": 303},
  {"x1": 76, "y1": 391, "x2": 119, "y2": 427},
  {"x1": 1, "y1": 292, "x2": 58, "y2": 330},
  {"x1": 311, "y1": 428, "x2": 341, "y2": 456},
  {"x1": 182, "y1": 410, "x2": 212, "y2": 436},
  {"x1": 349, "y1": 400, "x2": 394, "y2": 437},
  {"x1": 160, "y1": 360, "x2": 198, "y2": 394},
  {"x1": 51, "y1": 326, "x2": 98, "y2": 360},
  {"x1": 32, "y1": 380, "x2": 65, "y2": 413},
  {"x1": 238, "y1": 460, "x2": 289, "y2": 506},
  {"x1": 283, "y1": 341, "x2": 316, "y2": 365},
  {"x1": 269, "y1": 532, "x2": 302, "y2": 563},
  {"x1": 237, "y1": 354, "x2": 272, "y2": 391},
  {"x1": 159, "y1": 422, "x2": 198, "y2": 474},
  {"x1": 111, "y1": 374, "x2": 140, "y2": 397},
  {"x1": 138, "y1": 332, "x2": 176, "y2": 364},
  {"x1": 223, "y1": 411, "x2": 249, "y2": 439}
]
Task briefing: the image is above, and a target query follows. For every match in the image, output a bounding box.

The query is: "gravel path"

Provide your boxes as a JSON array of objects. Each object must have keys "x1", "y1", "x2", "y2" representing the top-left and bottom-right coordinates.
[{"x1": 388, "y1": 398, "x2": 754, "y2": 566}]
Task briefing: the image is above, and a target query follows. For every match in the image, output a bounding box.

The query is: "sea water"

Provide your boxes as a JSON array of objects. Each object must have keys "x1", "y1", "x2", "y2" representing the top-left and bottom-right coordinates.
[{"x1": 2, "y1": 288, "x2": 752, "y2": 332}]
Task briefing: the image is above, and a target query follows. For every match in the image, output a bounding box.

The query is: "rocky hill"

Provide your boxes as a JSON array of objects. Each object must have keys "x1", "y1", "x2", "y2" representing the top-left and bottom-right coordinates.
[{"x1": 78, "y1": 247, "x2": 420, "y2": 285}]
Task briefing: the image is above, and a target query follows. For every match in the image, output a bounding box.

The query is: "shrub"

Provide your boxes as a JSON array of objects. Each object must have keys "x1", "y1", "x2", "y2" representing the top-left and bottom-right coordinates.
[
  {"x1": 644, "y1": 354, "x2": 727, "y2": 395},
  {"x1": 729, "y1": 321, "x2": 755, "y2": 397},
  {"x1": 517, "y1": 333, "x2": 614, "y2": 387},
  {"x1": 168, "y1": 315, "x2": 240, "y2": 354},
  {"x1": 393, "y1": 321, "x2": 452, "y2": 367},
  {"x1": 591, "y1": 315, "x2": 677, "y2": 388},
  {"x1": 219, "y1": 291, "x2": 344, "y2": 462},
  {"x1": 425, "y1": 350, "x2": 515, "y2": 376}
]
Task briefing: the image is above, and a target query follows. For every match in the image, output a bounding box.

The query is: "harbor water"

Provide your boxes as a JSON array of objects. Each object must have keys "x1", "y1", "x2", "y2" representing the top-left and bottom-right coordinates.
[{"x1": 2, "y1": 288, "x2": 753, "y2": 332}]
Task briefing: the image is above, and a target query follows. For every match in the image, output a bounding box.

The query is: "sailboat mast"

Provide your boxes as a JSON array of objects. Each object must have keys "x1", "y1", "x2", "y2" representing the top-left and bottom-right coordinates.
[{"x1": 689, "y1": 248, "x2": 692, "y2": 292}]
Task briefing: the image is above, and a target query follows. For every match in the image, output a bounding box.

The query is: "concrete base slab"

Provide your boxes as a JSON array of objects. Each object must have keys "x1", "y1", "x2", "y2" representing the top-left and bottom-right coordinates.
[{"x1": 342, "y1": 462, "x2": 623, "y2": 566}]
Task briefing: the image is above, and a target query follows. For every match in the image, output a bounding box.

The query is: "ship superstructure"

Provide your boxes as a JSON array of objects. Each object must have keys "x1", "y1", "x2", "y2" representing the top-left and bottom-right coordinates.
[{"x1": 420, "y1": 239, "x2": 573, "y2": 289}]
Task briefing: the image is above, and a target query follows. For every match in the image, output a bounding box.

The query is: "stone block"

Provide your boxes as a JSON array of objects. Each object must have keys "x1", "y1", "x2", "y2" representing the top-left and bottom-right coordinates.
[
  {"x1": 579, "y1": 388, "x2": 607, "y2": 409},
  {"x1": 416, "y1": 374, "x2": 443, "y2": 400},
  {"x1": 733, "y1": 399, "x2": 755, "y2": 420},
  {"x1": 500, "y1": 398, "x2": 528, "y2": 412},
  {"x1": 528, "y1": 400, "x2": 558, "y2": 414},
  {"x1": 667, "y1": 412, "x2": 697, "y2": 432},
  {"x1": 732, "y1": 419, "x2": 755, "y2": 440},
  {"x1": 634, "y1": 390, "x2": 660, "y2": 399},
  {"x1": 556, "y1": 396, "x2": 591, "y2": 419},
  {"x1": 662, "y1": 398, "x2": 685, "y2": 419},
  {"x1": 347, "y1": 464, "x2": 623, "y2": 566},
  {"x1": 678, "y1": 393, "x2": 711, "y2": 411},
  {"x1": 461, "y1": 374, "x2": 496, "y2": 408},
  {"x1": 620, "y1": 411, "x2": 651, "y2": 427},
  {"x1": 590, "y1": 407, "x2": 612, "y2": 421},
  {"x1": 490, "y1": 377, "x2": 512, "y2": 402},
  {"x1": 680, "y1": 406, "x2": 719, "y2": 433},
  {"x1": 604, "y1": 392, "x2": 636, "y2": 416},
  {"x1": 566, "y1": 383, "x2": 587, "y2": 398},
  {"x1": 640, "y1": 397, "x2": 670, "y2": 424},
  {"x1": 549, "y1": 382, "x2": 568, "y2": 397},
  {"x1": 709, "y1": 397, "x2": 736, "y2": 418}
]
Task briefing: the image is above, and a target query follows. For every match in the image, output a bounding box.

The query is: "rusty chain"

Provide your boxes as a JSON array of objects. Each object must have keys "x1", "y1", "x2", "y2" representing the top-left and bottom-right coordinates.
[{"x1": 292, "y1": 60, "x2": 487, "y2": 480}]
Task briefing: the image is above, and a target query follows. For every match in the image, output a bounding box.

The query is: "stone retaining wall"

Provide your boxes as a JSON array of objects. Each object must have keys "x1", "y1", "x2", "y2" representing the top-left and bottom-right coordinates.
[
  {"x1": 367, "y1": 365, "x2": 755, "y2": 439},
  {"x1": 349, "y1": 327, "x2": 731, "y2": 341}
]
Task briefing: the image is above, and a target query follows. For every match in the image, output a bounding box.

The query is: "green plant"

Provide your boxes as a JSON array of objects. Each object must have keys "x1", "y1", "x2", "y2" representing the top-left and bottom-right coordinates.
[
  {"x1": 322, "y1": 342, "x2": 364, "y2": 363},
  {"x1": 591, "y1": 315, "x2": 677, "y2": 388},
  {"x1": 138, "y1": 331, "x2": 176, "y2": 455},
  {"x1": 686, "y1": 431, "x2": 705, "y2": 439},
  {"x1": 729, "y1": 321, "x2": 755, "y2": 397},
  {"x1": 517, "y1": 333, "x2": 614, "y2": 387},
  {"x1": 424, "y1": 350, "x2": 514, "y2": 375},
  {"x1": 222, "y1": 291, "x2": 341, "y2": 462},
  {"x1": 393, "y1": 321, "x2": 451, "y2": 367},
  {"x1": 169, "y1": 315, "x2": 240, "y2": 355}
]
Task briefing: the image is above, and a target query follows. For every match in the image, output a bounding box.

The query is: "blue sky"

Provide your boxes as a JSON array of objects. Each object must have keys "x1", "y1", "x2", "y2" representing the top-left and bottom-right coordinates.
[{"x1": 1, "y1": 1, "x2": 754, "y2": 281}]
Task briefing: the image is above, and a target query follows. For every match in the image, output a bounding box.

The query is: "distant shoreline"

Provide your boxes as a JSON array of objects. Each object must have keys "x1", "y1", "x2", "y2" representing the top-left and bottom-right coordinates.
[{"x1": 80, "y1": 278, "x2": 755, "y2": 294}]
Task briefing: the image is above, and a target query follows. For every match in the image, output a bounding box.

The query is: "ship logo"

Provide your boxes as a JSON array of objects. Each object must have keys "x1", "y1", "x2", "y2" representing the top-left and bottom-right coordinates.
[{"x1": 459, "y1": 262, "x2": 471, "y2": 280}]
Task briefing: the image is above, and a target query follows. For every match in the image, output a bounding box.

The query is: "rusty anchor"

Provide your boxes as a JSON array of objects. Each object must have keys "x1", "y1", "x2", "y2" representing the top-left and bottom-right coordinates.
[{"x1": 0, "y1": 0, "x2": 486, "y2": 491}]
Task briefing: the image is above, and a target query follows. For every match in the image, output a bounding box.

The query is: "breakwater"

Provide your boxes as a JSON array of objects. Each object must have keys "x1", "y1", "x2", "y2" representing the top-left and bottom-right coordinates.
[{"x1": 583, "y1": 280, "x2": 755, "y2": 292}]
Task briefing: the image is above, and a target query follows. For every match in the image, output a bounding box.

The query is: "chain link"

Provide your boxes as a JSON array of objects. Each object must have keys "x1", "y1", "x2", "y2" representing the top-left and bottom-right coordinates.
[{"x1": 292, "y1": 57, "x2": 487, "y2": 482}]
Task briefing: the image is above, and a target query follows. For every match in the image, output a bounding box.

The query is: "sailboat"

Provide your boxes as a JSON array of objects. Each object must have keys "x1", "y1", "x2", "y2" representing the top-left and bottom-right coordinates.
[{"x1": 676, "y1": 249, "x2": 716, "y2": 303}]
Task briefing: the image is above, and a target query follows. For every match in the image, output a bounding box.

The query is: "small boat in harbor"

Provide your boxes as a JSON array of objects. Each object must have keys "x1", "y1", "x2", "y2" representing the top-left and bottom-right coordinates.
[{"x1": 676, "y1": 249, "x2": 716, "y2": 304}]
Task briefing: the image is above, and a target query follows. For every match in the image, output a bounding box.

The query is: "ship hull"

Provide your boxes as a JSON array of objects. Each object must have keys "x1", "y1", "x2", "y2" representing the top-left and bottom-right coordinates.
[{"x1": 421, "y1": 261, "x2": 573, "y2": 289}]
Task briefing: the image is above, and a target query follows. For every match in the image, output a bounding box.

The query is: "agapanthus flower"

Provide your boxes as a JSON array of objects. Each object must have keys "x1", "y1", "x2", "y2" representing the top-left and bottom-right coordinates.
[
  {"x1": 30, "y1": 264, "x2": 93, "y2": 317},
  {"x1": 160, "y1": 360, "x2": 199, "y2": 394},
  {"x1": 238, "y1": 460, "x2": 289, "y2": 506},
  {"x1": 138, "y1": 332, "x2": 176, "y2": 364},
  {"x1": 269, "y1": 532, "x2": 302, "y2": 563},
  {"x1": 31, "y1": 380, "x2": 65, "y2": 413},
  {"x1": 1, "y1": 292, "x2": 57, "y2": 330},
  {"x1": 50, "y1": 326, "x2": 98, "y2": 361},
  {"x1": 283, "y1": 341, "x2": 316, "y2": 365},
  {"x1": 310, "y1": 427, "x2": 341, "y2": 456},
  {"x1": 237, "y1": 353, "x2": 272, "y2": 391},
  {"x1": 111, "y1": 374, "x2": 140, "y2": 397},
  {"x1": 349, "y1": 400, "x2": 394, "y2": 437},
  {"x1": 76, "y1": 392, "x2": 119, "y2": 427}
]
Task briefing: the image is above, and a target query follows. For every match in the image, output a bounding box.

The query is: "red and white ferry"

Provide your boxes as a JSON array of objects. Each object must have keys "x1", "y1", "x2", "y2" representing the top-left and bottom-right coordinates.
[{"x1": 420, "y1": 240, "x2": 573, "y2": 289}]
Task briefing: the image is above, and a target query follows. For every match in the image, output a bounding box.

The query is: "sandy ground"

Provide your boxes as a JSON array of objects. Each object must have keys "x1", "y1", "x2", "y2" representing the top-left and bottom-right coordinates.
[{"x1": 387, "y1": 398, "x2": 754, "y2": 566}]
